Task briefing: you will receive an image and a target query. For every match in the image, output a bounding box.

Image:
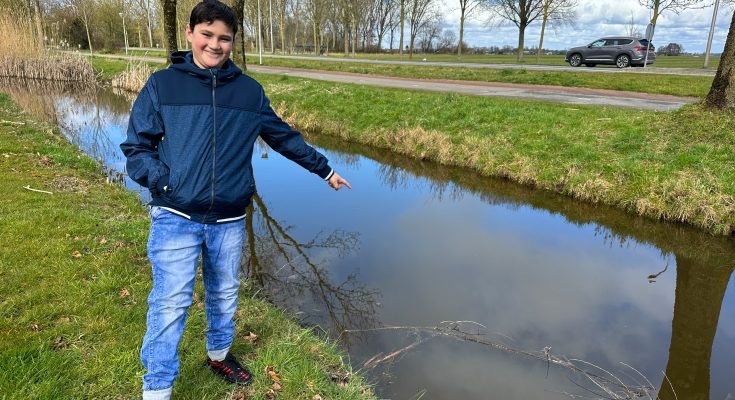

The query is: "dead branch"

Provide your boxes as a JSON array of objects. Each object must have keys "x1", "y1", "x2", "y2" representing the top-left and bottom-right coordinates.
[{"x1": 345, "y1": 321, "x2": 657, "y2": 400}]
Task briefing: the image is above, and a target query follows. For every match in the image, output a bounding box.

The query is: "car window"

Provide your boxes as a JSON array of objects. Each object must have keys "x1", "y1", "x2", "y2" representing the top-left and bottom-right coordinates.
[
  {"x1": 639, "y1": 39, "x2": 650, "y2": 46},
  {"x1": 590, "y1": 40, "x2": 606, "y2": 47},
  {"x1": 619, "y1": 39, "x2": 633, "y2": 45},
  {"x1": 604, "y1": 39, "x2": 617, "y2": 46}
]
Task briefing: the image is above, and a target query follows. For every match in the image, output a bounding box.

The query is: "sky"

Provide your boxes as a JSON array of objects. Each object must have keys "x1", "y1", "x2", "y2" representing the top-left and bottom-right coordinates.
[{"x1": 435, "y1": 0, "x2": 734, "y2": 53}]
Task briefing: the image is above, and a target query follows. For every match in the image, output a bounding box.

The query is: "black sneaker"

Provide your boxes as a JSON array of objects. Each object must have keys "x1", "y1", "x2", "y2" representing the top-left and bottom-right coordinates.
[{"x1": 207, "y1": 352, "x2": 253, "y2": 385}]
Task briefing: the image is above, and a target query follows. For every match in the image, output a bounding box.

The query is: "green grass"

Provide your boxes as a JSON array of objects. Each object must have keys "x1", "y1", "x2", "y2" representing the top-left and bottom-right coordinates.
[
  {"x1": 92, "y1": 51, "x2": 716, "y2": 97},
  {"x1": 267, "y1": 52, "x2": 720, "y2": 69},
  {"x1": 0, "y1": 93, "x2": 375, "y2": 399},
  {"x1": 257, "y1": 57, "x2": 713, "y2": 97},
  {"x1": 250, "y1": 72, "x2": 735, "y2": 235},
  {"x1": 90, "y1": 56, "x2": 164, "y2": 81}
]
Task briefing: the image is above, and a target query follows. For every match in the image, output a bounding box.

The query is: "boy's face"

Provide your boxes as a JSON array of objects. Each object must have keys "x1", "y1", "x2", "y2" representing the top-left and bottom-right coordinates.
[{"x1": 185, "y1": 20, "x2": 234, "y2": 69}]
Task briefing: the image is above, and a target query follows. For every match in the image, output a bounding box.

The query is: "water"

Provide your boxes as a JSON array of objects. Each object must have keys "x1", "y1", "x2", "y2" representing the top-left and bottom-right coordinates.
[{"x1": 3, "y1": 82, "x2": 733, "y2": 400}]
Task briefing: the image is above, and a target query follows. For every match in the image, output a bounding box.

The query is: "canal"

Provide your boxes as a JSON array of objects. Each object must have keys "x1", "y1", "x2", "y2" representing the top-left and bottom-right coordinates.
[{"x1": 2, "y1": 81, "x2": 733, "y2": 400}]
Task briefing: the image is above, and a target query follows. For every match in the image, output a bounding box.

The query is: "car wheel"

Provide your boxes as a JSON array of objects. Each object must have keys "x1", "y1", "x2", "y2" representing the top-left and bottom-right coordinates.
[
  {"x1": 569, "y1": 54, "x2": 582, "y2": 67},
  {"x1": 585, "y1": 63, "x2": 596, "y2": 67},
  {"x1": 616, "y1": 54, "x2": 631, "y2": 68}
]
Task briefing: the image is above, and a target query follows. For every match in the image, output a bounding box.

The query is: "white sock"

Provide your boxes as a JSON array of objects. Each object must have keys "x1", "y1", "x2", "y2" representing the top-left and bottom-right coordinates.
[
  {"x1": 142, "y1": 387, "x2": 172, "y2": 400},
  {"x1": 207, "y1": 347, "x2": 229, "y2": 362}
]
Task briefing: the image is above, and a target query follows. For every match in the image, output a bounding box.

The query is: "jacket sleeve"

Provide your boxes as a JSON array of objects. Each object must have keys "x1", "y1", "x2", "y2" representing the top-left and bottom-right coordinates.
[
  {"x1": 258, "y1": 91, "x2": 333, "y2": 180},
  {"x1": 119, "y1": 76, "x2": 170, "y2": 194}
]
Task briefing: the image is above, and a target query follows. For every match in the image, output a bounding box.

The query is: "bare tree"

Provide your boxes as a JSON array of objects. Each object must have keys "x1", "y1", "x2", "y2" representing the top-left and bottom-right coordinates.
[
  {"x1": 457, "y1": 0, "x2": 483, "y2": 57},
  {"x1": 704, "y1": 8, "x2": 735, "y2": 109},
  {"x1": 638, "y1": 0, "x2": 709, "y2": 28},
  {"x1": 374, "y1": 0, "x2": 397, "y2": 51},
  {"x1": 406, "y1": 0, "x2": 434, "y2": 58},
  {"x1": 625, "y1": 9, "x2": 643, "y2": 38},
  {"x1": 487, "y1": 0, "x2": 544, "y2": 62},
  {"x1": 305, "y1": 0, "x2": 326, "y2": 54},
  {"x1": 535, "y1": 0, "x2": 576, "y2": 63},
  {"x1": 436, "y1": 28, "x2": 456, "y2": 52}
]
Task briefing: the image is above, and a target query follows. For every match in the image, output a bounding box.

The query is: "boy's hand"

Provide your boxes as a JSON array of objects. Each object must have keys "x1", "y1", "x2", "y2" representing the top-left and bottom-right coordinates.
[{"x1": 328, "y1": 172, "x2": 352, "y2": 191}]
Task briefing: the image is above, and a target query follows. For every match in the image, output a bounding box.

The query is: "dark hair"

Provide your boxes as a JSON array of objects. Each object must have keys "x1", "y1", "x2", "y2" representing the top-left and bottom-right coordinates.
[{"x1": 189, "y1": 0, "x2": 239, "y2": 36}]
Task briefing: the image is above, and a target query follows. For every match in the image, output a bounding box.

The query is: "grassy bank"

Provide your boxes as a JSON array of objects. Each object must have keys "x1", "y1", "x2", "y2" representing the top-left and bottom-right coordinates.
[
  {"x1": 249, "y1": 73, "x2": 735, "y2": 235},
  {"x1": 0, "y1": 93, "x2": 374, "y2": 399}
]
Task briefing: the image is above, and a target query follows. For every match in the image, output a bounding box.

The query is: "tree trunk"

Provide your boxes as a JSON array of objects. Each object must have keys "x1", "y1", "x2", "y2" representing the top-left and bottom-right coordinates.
[
  {"x1": 517, "y1": 23, "x2": 525, "y2": 62},
  {"x1": 351, "y1": 13, "x2": 356, "y2": 57},
  {"x1": 32, "y1": 0, "x2": 44, "y2": 50},
  {"x1": 344, "y1": 14, "x2": 349, "y2": 55},
  {"x1": 458, "y1": 7, "x2": 465, "y2": 57},
  {"x1": 278, "y1": 0, "x2": 286, "y2": 54},
  {"x1": 536, "y1": 0, "x2": 549, "y2": 64},
  {"x1": 705, "y1": 9, "x2": 735, "y2": 110},
  {"x1": 162, "y1": 0, "x2": 178, "y2": 57},
  {"x1": 146, "y1": 0, "x2": 154, "y2": 47},
  {"x1": 399, "y1": 0, "x2": 404, "y2": 56},
  {"x1": 81, "y1": 5, "x2": 93, "y2": 54},
  {"x1": 312, "y1": 21, "x2": 319, "y2": 55},
  {"x1": 234, "y1": 0, "x2": 247, "y2": 69}
]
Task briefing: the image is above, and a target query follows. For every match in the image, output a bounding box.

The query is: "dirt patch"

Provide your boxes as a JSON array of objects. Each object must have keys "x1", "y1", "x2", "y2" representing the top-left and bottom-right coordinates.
[{"x1": 50, "y1": 175, "x2": 90, "y2": 194}]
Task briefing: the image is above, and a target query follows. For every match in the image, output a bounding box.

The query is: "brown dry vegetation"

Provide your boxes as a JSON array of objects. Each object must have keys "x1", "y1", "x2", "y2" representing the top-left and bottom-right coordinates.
[
  {"x1": 0, "y1": 11, "x2": 96, "y2": 82},
  {"x1": 111, "y1": 62, "x2": 152, "y2": 92}
]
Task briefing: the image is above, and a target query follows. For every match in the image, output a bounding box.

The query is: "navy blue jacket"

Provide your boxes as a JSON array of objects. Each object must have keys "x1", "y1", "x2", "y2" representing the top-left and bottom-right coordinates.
[{"x1": 120, "y1": 51, "x2": 333, "y2": 223}]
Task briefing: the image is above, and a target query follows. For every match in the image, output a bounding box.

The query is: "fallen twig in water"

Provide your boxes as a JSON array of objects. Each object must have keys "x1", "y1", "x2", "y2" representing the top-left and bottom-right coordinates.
[{"x1": 345, "y1": 321, "x2": 657, "y2": 400}]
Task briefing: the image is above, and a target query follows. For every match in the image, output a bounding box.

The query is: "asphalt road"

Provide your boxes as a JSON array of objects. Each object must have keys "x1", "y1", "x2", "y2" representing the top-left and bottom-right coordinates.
[
  {"x1": 85, "y1": 52, "x2": 700, "y2": 111},
  {"x1": 251, "y1": 53, "x2": 717, "y2": 77}
]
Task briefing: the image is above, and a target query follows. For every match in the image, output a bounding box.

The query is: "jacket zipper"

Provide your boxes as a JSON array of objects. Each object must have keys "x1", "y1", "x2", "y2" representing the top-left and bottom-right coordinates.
[{"x1": 205, "y1": 70, "x2": 217, "y2": 217}]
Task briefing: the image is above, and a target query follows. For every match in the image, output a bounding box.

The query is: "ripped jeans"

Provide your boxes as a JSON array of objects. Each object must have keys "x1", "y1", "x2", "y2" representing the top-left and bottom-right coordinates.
[{"x1": 141, "y1": 206, "x2": 245, "y2": 396}]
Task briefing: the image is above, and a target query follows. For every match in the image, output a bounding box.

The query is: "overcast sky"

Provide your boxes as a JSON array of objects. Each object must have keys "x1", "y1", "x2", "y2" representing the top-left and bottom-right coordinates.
[{"x1": 434, "y1": 0, "x2": 733, "y2": 53}]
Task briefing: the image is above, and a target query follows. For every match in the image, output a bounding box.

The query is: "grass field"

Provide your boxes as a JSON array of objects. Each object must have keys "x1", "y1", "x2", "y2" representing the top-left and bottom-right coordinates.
[
  {"x1": 254, "y1": 57, "x2": 713, "y2": 97},
  {"x1": 268, "y1": 52, "x2": 721, "y2": 69},
  {"x1": 108, "y1": 48, "x2": 720, "y2": 69},
  {"x1": 0, "y1": 93, "x2": 375, "y2": 399},
  {"x1": 96, "y1": 50, "x2": 716, "y2": 97}
]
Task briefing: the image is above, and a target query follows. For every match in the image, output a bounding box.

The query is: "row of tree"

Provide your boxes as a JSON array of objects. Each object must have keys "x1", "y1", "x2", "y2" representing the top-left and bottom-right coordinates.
[
  {"x1": 5, "y1": 0, "x2": 732, "y2": 62},
  {"x1": 2, "y1": 0, "x2": 733, "y2": 109}
]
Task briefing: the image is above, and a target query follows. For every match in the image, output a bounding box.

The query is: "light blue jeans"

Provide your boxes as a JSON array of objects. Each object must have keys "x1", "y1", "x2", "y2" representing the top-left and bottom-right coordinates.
[{"x1": 141, "y1": 206, "x2": 245, "y2": 397}]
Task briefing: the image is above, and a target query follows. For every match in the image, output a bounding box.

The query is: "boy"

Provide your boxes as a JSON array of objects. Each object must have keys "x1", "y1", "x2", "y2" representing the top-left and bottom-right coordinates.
[{"x1": 120, "y1": 1, "x2": 350, "y2": 398}]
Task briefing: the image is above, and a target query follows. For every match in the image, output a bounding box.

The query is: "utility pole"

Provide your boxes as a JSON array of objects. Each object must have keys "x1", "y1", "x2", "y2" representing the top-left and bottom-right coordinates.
[{"x1": 704, "y1": 0, "x2": 721, "y2": 68}]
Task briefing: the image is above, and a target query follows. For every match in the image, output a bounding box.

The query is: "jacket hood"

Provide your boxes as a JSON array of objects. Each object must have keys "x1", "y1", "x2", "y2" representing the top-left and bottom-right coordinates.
[{"x1": 168, "y1": 51, "x2": 242, "y2": 81}]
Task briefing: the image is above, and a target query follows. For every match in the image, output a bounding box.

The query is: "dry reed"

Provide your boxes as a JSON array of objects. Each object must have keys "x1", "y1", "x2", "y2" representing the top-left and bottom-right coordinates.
[
  {"x1": 0, "y1": 11, "x2": 96, "y2": 83},
  {"x1": 111, "y1": 62, "x2": 152, "y2": 93}
]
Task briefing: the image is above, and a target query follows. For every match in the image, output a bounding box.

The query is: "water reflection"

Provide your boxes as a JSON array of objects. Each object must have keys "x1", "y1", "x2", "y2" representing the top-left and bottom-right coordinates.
[
  {"x1": 243, "y1": 175, "x2": 381, "y2": 340},
  {"x1": 304, "y1": 135, "x2": 735, "y2": 399},
  {"x1": 2, "y1": 82, "x2": 734, "y2": 400}
]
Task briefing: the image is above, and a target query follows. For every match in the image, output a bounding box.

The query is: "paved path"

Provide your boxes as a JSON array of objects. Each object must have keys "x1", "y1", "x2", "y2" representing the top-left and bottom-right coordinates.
[
  {"x1": 251, "y1": 53, "x2": 717, "y2": 77},
  {"x1": 85, "y1": 53, "x2": 700, "y2": 111}
]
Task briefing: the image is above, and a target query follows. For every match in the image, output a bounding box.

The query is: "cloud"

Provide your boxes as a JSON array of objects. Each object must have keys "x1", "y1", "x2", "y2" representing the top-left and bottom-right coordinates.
[{"x1": 433, "y1": 0, "x2": 732, "y2": 53}]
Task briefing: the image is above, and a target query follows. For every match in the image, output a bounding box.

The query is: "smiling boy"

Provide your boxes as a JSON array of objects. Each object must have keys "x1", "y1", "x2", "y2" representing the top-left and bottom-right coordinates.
[{"x1": 120, "y1": 1, "x2": 350, "y2": 399}]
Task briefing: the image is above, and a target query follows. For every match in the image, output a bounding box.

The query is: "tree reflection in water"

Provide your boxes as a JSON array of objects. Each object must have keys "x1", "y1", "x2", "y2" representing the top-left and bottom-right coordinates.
[
  {"x1": 242, "y1": 172, "x2": 380, "y2": 345},
  {"x1": 303, "y1": 133, "x2": 735, "y2": 399}
]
